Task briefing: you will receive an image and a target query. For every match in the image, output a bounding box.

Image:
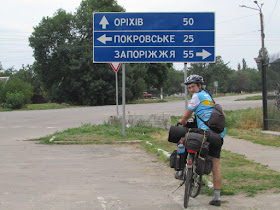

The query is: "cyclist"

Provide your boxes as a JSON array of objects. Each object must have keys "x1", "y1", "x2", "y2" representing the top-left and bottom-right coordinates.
[{"x1": 178, "y1": 74, "x2": 226, "y2": 207}]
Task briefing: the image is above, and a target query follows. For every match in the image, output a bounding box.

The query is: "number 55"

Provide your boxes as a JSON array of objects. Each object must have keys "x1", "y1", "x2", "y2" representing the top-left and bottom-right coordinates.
[{"x1": 183, "y1": 50, "x2": 194, "y2": 58}]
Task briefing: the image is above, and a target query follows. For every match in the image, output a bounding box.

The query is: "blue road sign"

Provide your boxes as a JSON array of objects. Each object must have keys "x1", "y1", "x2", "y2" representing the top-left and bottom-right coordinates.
[{"x1": 93, "y1": 12, "x2": 215, "y2": 63}]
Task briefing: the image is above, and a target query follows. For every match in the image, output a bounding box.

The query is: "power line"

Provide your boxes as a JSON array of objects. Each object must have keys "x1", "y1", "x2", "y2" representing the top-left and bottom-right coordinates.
[
  {"x1": 266, "y1": 0, "x2": 279, "y2": 28},
  {"x1": 217, "y1": 14, "x2": 258, "y2": 24}
]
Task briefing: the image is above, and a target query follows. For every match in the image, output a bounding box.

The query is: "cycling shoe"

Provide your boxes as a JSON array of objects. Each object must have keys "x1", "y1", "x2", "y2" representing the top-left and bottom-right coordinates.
[{"x1": 209, "y1": 199, "x2": 221, "y2": 206}]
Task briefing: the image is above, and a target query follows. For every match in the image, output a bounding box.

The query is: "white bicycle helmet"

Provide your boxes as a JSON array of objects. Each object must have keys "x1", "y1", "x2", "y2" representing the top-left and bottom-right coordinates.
[{"x1": 184, "y1": 75, "x2": 204, "y2": 85}]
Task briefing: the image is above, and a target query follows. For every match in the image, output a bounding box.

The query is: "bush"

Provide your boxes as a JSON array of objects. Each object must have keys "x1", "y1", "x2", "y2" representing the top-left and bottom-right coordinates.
[
  {"x1": 0, "y1": 77, "x2": 33, "y2": 104},
  {"x1": 1, "y1": 92, "x2": 25, "y2": 109},
  {"x1": 0, "y1": 80, "x2": 5, "y2": 103}
]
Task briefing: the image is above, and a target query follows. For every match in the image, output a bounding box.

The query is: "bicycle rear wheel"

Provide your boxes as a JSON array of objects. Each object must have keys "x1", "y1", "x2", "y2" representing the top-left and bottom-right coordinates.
[
  {"x1": 190, "y1": 173, "x2": 202, "y2": 198},
  {"x1": 183, "y1": 167, "x2": 193, "y2": 208}
]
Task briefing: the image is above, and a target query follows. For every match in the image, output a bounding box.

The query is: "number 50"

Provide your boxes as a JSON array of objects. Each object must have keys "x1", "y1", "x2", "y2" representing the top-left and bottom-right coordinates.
[{"x1": 183, "y1": 18, "x2": 194, "y2": 26}]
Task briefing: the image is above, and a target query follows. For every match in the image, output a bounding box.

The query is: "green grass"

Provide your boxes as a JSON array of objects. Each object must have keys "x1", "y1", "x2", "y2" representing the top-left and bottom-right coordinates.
[
  {"x1": 220, "y1": 150, "x2": 280, "y2": 197},
  {"x1": 34, "y1": 123, "x2": 163, "y2": 145},
  {"x1": 235, "y1": 95, "x2": 262, "y2": 101},
  {"x1": 224, "y1": 107, "x2": 280, "y2": 146},
  {"x1": 31, "y1": 122, "x2": 280, "y2": 197},
  {"x1": 0, "y1": 103, "x2": 79, "y2": 112}
]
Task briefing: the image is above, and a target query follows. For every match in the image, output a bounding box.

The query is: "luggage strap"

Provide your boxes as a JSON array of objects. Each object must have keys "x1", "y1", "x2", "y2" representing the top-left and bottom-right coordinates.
[
  {"x1": 198, "y1": 131, "x2": 206, "y2": 157},
  {"x1": 184, "y1": 128, "x2": 191, "y2": 145}
]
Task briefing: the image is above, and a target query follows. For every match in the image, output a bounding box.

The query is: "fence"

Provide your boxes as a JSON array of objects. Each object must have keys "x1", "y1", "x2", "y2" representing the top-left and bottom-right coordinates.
[{"x1": 266, "y1": 60, "x2": 280, "y2": 131}]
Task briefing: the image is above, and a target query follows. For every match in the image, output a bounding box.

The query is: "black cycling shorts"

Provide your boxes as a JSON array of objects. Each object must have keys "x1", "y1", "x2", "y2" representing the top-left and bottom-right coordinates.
[{"x1": 208, "y1": 138, "x2": 224, "y2": 159}]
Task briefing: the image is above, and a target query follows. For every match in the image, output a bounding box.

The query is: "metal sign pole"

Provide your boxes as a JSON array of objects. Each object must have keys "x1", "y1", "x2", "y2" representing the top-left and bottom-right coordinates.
[
  {"x1": 115, "y1": 71, "x2": 119, "y2": 115},
  {"x1": 122, "y1": 63, "x2": 126, "y2": 136},
  {"x1": 184, "y1": 63, "x2": 188, "y2": 111}
]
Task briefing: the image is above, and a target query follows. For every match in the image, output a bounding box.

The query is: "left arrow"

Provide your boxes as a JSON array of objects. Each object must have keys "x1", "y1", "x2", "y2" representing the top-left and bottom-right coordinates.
[
  {"x1": 99, "y1": 16, "x2": 109, "y2": 29},
  {"x1": 97, "y1": 34, "x2": 112, "y2": 44}
]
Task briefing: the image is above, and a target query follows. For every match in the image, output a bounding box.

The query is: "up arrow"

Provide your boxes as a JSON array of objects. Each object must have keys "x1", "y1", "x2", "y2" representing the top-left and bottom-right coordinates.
[
  {"x1": 99, "y1": 16, "x2": 109, "y2": 29},
  {"x1": 196, "y1": 49, "x2": 211, "y2": 59},
  {"x1": 97, "y1": 34, "x2": 112, "y2": 44}
]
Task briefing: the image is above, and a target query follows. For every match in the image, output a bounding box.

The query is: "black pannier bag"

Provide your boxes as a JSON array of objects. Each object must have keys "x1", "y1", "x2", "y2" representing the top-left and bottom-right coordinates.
[
  {"x1": 169, "y1": 150, "x2": 177, "y2": 168},
  {"x1": 185, "y1": 132, "x2": 205, "y2": 151},
  {"x1": 185, "y1": 131, "x2": 209, "y2": 157},
  {"x1": 204, "y1": 156, "x2": 213, "y2": 174},
  {"x1": 175, "y1": 151, "x2": 186, "y2": 171},
  {"x1": 196, "y1": 156, "x2": 213, "y2": 175}
]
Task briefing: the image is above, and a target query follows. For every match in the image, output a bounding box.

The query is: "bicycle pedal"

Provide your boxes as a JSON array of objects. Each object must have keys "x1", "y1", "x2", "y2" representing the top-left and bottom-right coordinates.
[{"x1": 199, "y1": 181, "x2": 206, "y2": 186}]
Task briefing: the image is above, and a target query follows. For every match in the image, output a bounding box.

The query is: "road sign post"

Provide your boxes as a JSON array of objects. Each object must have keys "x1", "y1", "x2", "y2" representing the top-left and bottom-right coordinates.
[
  {"x1": 93, "y1": 12, "x2": 215, "y2": 63},
  {"x1": 110, "y1": 62, "x2": 121, "y2": 116},
  {"x1": 122, "y1": 63, "x2": 126, "y2": 136}
]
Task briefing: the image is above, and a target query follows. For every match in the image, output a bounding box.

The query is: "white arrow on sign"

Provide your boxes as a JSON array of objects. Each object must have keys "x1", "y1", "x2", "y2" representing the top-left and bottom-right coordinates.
[
  {"x1": 99, "y1": 16, "x2": 109, "y2": 29},
  {"x1": 196, "y1": 49, "x2": 211, "y2": 59},
  {"x1": 97, "y1": 34, "x2": 112, "y2": 44}
]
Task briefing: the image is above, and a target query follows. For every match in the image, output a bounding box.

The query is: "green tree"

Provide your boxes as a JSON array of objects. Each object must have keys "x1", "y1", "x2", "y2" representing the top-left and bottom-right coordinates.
[
  {"x1": 0, "y1": 68, "x2": 16, "y2": 77},
  {"x1": 14, "y1": 65, "x2": 43, "y2": 96},
  {"x1": 242, "y1": 58, "x2": 247, "y2": 70},
  {"x1": 163, "y1": 68, "x2": 184, "y2": 96},
  {"x1": 29, "y1": 1, "x2": 127, "y2": 105},
  {"x1": 188, "y1": 56, "x2": 234, "y2": 94},
  {"x1": 124, "y1": 63, "x2": 147, "y2": 101},
  {"x1": 237, "y1": 63, "x2": 241, "y2": 71},
  {"x1": 267, "y1": 57, "x2": 280, "y2": 91},
  {"x1": 257, "y1": 47, "x2": 269, "y2": 71},
  {"x1": 145, "y1": 63, "x2": 169, "y2": 90}
]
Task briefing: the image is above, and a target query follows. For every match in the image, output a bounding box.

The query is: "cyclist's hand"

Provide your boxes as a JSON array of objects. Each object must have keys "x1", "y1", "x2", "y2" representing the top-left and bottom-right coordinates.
[
  {"x1": 176, "y1": 119, "x2": 181, "y2": 126},
  {"x1": 178, "y1": 119, "x2": 186, "y2": 126}
]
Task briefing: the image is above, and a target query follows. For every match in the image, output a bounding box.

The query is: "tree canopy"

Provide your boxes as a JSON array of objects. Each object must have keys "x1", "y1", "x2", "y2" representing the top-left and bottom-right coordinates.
[
  {"x1": 29, "y1": 0, "x2": 125, "y2": 105},
  {"x1": 27, "y1": 0, "x2": 270, "y2": 105}
]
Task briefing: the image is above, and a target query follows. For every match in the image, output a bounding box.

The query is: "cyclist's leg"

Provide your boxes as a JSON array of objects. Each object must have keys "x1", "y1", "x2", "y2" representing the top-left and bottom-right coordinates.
[
  {"x1": 212, "y1": 158, "x2": 222, "y2": 189},
  {"x1": 208, "y1": 139, "x2": 223, "y2": 206}
]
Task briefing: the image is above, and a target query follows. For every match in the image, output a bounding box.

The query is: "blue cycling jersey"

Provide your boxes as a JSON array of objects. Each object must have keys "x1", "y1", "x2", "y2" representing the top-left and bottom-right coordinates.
[{"x1": 187, "y1": 90, "x2": 226, "y2": 138}]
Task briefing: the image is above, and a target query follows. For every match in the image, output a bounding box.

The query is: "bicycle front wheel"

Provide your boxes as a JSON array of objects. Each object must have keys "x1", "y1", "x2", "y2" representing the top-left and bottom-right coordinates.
[{"x1": 184, "y1": 167, "x2": 193, "y2": 208}]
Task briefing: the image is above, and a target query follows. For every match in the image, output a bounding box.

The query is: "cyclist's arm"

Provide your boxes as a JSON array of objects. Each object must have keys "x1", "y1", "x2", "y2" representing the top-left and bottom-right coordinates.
[
  {"x1": 179, "y1": 109, "x2": 193, "y2": 125},
  {"x1": 179, "y1": 94, "x2": 199, "y2": 125}
]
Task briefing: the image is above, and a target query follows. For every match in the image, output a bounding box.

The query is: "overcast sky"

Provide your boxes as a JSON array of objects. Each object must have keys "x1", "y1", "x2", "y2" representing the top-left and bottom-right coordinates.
[{"x1": 0, "y1": 0, "x2": 279, "y2": 71}]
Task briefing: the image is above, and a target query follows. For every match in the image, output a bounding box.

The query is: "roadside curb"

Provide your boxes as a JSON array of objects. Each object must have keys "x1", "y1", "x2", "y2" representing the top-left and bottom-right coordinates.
[{"x1": 261, "y1": 131, "x2": 280, "y2": 137}]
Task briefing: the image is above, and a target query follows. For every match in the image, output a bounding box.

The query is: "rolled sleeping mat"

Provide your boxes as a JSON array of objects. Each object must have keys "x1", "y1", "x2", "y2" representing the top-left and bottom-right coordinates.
[
  {"x1": 168, "y1": 125, "x2": 187, "y2": 143},
  {"x1": 207, "y1": 132, "x2": 223, "y2": 148}
]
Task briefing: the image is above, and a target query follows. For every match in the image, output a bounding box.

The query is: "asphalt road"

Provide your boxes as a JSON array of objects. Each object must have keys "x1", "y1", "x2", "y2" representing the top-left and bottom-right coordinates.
[
  {"x1": 1, "y1": 93, "x2": 272, "y2": 210},
  {"x1": 0, "y1": 93, "x2": 262, "y2": 144}
]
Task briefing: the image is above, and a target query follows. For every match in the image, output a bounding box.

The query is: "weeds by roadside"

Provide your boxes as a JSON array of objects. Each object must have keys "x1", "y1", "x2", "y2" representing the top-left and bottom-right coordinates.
[
  {"x1": 224, "y1": 107, "x2": 280, "y2": 146},
  {"x1": 235, "y1": 95, "x2": 262, "y2": 101},
  {"x1": 0, "y1": 103, "x2": 79, "y2": 112}
]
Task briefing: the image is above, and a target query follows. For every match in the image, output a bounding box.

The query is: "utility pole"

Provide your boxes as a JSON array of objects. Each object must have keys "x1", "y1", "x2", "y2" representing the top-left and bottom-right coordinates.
[{"x1": 240, "y1": 1, "x2": 268, "y2": 130}]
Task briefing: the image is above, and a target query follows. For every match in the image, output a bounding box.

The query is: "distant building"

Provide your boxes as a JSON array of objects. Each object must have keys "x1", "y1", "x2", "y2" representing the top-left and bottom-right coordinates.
[{"x1": 0, "y1": 77, "x2": 10, "y2": 82}]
